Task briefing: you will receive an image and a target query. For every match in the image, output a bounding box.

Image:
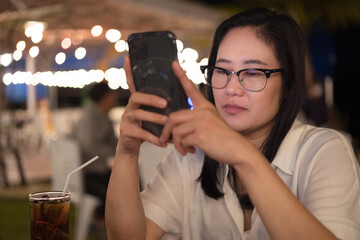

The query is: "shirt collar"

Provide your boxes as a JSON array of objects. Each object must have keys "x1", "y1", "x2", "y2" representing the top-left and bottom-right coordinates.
[{"x1": 221, "y1": 119, "x2": 307, "y2": 180}]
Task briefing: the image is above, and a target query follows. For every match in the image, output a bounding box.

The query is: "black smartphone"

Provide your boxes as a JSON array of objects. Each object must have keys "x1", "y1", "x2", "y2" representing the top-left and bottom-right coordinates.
[{"x1": 127, "y1": 30, "x2": 190, "y2": 137}]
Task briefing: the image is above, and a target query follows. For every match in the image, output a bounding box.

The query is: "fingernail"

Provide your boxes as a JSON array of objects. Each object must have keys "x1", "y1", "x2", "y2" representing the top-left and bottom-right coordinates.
[{"x1": 159, "y1": 99, "x2": 167, "y2": 107}]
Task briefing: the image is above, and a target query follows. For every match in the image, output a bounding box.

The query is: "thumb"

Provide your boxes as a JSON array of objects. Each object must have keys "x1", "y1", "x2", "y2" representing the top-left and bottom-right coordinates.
[{"x1": 124, "y1": 56, "x2": 136, "y2": 93}]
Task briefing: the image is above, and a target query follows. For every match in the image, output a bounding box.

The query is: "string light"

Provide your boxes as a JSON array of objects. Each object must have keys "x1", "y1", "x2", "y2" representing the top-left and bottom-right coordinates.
[
  {"x1": 2, "y1": 24, "x2": 207, "y2": 89},
  {"x1": 3, "y1": 69, "x2": 105, "y2": 88}
]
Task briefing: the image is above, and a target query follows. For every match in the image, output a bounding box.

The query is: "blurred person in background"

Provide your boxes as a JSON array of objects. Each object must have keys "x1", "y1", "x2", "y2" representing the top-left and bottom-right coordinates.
[
  {"x1": 106, "y1": 7, "x2": 360, "y2": 240},
  {"x1": 72, "y1": 81, "x2": 118, "y2": 220}
]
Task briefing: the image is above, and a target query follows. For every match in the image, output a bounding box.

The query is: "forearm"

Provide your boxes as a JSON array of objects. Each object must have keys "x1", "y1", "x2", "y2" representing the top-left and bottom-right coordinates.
[
  {"x1": 235, "y1": 152, "x2": 338, "y2": 240},
  {"x1": 105, "y1": 153, "x2": 146, "y2": 240}
]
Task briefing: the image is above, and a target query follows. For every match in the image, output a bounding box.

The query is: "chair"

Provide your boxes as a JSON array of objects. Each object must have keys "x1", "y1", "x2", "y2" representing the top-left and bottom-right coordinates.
[{"x1": 49, "y1": 137, "x2": 100, "y2": 240}]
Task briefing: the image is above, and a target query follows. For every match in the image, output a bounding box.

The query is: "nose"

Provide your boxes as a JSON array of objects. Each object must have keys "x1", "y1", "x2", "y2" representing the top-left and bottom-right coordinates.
[{"x1": 225, "y1": 72, "x2": 245, "y2": 96}]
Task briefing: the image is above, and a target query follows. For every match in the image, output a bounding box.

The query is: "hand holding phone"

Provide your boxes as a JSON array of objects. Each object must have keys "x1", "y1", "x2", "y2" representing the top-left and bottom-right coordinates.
[{"x1": 127, "y1": 31, "x2": 190, "y2": 137}]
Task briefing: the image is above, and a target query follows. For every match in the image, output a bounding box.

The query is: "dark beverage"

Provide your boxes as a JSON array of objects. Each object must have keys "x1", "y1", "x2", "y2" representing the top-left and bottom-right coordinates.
[{"x1": 29, "y1": 191, "x2": 71, "y2": 240}]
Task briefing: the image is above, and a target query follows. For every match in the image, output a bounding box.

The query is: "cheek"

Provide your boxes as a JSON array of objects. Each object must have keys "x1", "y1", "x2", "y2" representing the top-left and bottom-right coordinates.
[{"x1": 254, "y1": 89, "x2": 282, "y2": 118}]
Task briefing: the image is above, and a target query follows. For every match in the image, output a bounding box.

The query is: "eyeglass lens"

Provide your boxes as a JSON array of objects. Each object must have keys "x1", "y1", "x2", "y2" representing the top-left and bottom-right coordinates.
[{"x1": 204, "y1": 67, "x2": 267, "y2": 91}]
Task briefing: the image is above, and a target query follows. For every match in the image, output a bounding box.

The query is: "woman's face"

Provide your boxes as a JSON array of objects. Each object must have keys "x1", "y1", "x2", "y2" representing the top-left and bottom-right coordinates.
[{"x1": 213, "y1": 26, "x2": 282, "y2": 141}]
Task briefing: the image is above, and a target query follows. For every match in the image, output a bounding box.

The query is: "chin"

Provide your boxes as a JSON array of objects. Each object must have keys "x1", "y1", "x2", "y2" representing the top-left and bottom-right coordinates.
[{"x1": 226, "y1": 119, "x2": 249, "y2": 132}]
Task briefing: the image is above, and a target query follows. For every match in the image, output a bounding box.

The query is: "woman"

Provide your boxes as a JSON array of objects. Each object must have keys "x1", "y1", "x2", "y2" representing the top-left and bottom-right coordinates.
[{"x1": 106, "y1": 7, "x2": 360, "y2": 239}]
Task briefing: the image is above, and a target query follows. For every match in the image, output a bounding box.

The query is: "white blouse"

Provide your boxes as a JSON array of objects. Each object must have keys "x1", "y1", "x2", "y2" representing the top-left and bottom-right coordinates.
[{"x1": 141, "y1": 119, "x2": 360, "y2": 239}]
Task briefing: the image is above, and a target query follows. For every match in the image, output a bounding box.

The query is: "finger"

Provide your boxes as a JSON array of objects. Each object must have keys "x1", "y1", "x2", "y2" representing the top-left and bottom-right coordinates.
[
  {"x1": 159, "y1": 116, "x2": 175, "y2": 144},
  {"x1": 128, "y1": 92, "x2": 167, "y2": 110},
  {"x1": 159, "y1": 109, "x2": 189, "y2": 143},
  {"x1": 126, "y1": 109, "x2": 168, "y2": 126},
  {"x1": 120, "y1": 123, "x2": 165, "y2": 147},
  {"x1": 180, "y1": 134, "x2": 197, "y2": 154},
  {"x1": 124, "y1": 56, "x2": 136, "y2": 93},
  {"x1": 172, "y1": 61, "x2": 206, "y2": 106},
  {"x1": 171, "y1": 121, "x2": 196, "y2": 155},
  {"x1": 174, "y1": 143, "x2": 187, "y2": 156}
]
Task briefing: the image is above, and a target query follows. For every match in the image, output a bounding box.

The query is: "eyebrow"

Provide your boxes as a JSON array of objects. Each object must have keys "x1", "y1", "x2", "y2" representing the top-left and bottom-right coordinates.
[{"x1": 216, "y1": 58, "x2": 268, "y2": 66}]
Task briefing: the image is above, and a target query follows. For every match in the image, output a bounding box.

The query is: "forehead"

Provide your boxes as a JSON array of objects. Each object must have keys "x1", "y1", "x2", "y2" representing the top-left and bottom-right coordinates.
[{"x1": 217, "y1": 27, "x2": 278, "y2": 66}]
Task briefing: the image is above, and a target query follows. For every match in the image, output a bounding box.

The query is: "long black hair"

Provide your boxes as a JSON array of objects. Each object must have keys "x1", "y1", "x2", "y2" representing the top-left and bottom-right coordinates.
[{"x1": 198, "y1": 7, "x2": 305, "y2": 201}]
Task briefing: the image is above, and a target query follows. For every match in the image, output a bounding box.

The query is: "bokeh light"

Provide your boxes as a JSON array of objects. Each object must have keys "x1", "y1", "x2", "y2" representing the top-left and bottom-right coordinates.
[
  {"x1": 106, "y1": 29, "x2": 121, "y2": 43},
  {"x1": 55, "y1": 52, "x2": 66, "y2": 65},
  {"x1": 182, "y1": 48, "x2": 198, "y2": 62},
  {"x1": 3, "y1": 73, "x2": 12, "y2": 85},
  {"x1": 16, "y1": 41, "x2": 26, "y2": 51},
  {"x1": 74, "y1": 47, "x2": 86, "y2": 60},
  {"x1": 13, "y1": 50, "x2": 22, "y2": 61},
  {"x1": 176, "y1": 40, "x2": 184, "y2": 52},
  {"x1": 91, "y1": 25, "x2": 103, "y2": 37},
  {"x1": 72, "y1": 34, "x2": 84, "y2": 45},
  {"x1": 29, "y1": 46, "x2": 39, "y2": 58},
  {"x1": 61, "y1": 38, "x2": 72, "y2": 49},
  {"x1": 0, "y1": 54, "x2": 12, "y2": 67},
  {"x1": 24, "y1": 22, "x2": 43, "y2": 37},
  {"x1": 31, "y1": 32, "x2": 43, "y2": 44},
  {"x1": 114, "y1": 40, "x2": 128, "y2": 52}
]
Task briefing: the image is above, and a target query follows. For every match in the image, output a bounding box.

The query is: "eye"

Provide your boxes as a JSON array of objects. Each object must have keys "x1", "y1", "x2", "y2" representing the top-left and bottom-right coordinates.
[
  {"x1": 244, "y1": 69, "x2": 262, "y2": 77},
  {"x1": 215, "y1": 68, "x2": 228, "y2": 75}
]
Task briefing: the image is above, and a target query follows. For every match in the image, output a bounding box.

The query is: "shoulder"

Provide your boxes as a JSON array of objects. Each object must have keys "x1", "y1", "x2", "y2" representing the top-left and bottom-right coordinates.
[
  {"x1": 295, "y1": 121, "x2": 355, "y2": 163},
  {"x1": 273, "y1": 119, "x2": 357, "y2": 176},
  {"x1": 288, "y1": 120, "x2": 359, "y2": 188},
  {"x1": 279, "y1": 119, "x2": 353, "y2": 157}
]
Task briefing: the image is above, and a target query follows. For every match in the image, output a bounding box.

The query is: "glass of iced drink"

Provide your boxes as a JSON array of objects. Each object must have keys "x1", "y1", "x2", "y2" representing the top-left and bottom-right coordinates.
[{"x1": 29, "y1": 191, "x2": 71, "y2": 240}]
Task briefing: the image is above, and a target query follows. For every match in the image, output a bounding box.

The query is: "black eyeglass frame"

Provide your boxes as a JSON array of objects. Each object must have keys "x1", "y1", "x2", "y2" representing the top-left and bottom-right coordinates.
[{"x1": 200, "y1": 65, "x2": 282, "y2": 92}]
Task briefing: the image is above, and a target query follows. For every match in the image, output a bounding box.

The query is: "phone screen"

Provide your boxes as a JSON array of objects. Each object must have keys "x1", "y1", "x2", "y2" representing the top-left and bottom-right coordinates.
[{"x1": 127, "y1": 31, "x2": 189, "y2": 137}]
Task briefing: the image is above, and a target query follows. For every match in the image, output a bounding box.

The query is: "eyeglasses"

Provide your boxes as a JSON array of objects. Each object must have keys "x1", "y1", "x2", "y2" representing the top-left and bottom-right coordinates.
[{"x1": 200, "y1": 65, "x2": 282, "y2": 92}]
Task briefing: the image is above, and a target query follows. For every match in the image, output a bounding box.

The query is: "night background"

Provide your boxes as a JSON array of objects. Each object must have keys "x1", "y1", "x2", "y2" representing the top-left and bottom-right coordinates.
[{"x1": 0, "y1": 0, "x2": 359, "y2": 239}]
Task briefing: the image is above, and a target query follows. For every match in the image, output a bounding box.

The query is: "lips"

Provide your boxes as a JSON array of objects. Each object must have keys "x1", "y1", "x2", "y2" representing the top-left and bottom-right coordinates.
[{"x1": 223, "y1": 104, "x2": 247, "y2": 114}]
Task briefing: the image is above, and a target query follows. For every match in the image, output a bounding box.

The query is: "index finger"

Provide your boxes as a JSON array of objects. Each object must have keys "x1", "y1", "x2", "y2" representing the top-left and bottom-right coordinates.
[{"x1": 172, "y1": 61, "x2": 206, "y2": 106}]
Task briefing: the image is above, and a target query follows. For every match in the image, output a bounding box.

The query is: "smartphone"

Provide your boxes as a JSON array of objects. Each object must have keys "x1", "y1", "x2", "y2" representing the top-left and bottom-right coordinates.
[{"x1": 127, "y1": 31, "x2": 190, "y2": 137}]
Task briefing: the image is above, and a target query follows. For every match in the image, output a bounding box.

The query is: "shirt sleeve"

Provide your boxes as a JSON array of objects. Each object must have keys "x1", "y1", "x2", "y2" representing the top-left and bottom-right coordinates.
[
  {"x1": 141, "y1": 149, "x2": 185, "y2": 237},
  {"x1": 298, "y1": 129, "x2": 360, "y2": 240}
]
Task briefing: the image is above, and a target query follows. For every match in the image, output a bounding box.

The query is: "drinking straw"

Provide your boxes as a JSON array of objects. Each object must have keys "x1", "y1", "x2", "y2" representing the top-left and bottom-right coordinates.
[{"x1": 62, "y1": 155, "x2": 99, "y2": 195}]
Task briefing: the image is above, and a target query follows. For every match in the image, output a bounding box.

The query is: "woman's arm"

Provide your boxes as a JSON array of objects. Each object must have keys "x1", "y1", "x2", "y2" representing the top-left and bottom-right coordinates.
[
  {"x1": 105, "y1": 151, "x2": 146, "y2": 240},
  {"x1": 106, "y1": 151, "x2": 165, "y2": 240},
  {"x1": 105, "y1": 56, "x2": 167, "y2": 240}
]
